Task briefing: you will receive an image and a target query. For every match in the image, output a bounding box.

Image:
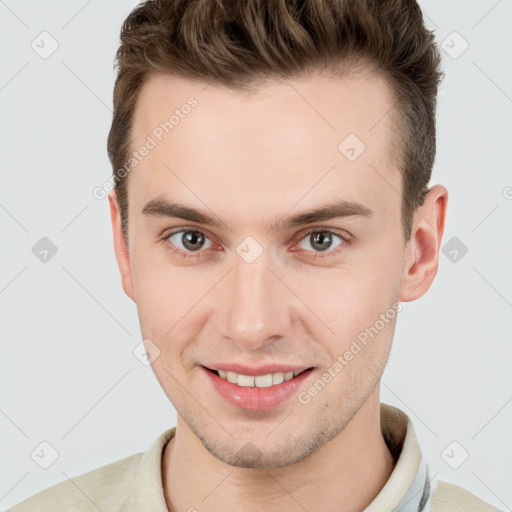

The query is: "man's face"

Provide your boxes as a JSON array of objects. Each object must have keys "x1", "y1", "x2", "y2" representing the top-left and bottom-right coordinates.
[{"x1": 115, "y1": 69, "x2": 410, "y2": 467}]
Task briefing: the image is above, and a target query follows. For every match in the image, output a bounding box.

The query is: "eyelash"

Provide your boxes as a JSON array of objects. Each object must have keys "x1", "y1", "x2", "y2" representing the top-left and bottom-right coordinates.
[{"x1": 160, "y1": 227, "x2": 351, "y2": 260}]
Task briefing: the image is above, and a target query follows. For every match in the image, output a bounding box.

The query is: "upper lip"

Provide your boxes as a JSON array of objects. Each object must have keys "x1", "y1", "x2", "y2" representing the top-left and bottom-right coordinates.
[{"x1": 202, "y1": 363, "x2": 313, "y2": 376}]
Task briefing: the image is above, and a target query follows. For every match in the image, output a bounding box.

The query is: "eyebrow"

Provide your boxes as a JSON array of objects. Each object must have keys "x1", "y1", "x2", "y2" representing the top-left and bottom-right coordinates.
[{"x1": 141, "y1": 197, "x2": 374, "y2": 232}]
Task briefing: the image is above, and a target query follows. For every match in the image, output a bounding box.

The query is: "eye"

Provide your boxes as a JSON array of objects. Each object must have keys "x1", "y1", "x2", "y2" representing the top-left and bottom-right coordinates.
[
  {"x1": 165, "y1": 229, "x2": 214, "y2": 258},
  {"x1": 295, "y1": 229, "x2": 348, "y2": 257}
]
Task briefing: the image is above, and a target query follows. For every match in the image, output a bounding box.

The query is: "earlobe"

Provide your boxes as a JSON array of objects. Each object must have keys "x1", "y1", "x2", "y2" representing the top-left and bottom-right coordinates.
[
  {"x1": 108, "y1": 190, "x2": 136, "y2": 302},
  {"x1": 399, "y1": 185, "x2": 448, "y2": 302}
]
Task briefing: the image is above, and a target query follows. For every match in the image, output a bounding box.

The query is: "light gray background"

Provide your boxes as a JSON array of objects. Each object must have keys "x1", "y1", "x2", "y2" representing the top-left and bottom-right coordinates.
[{"x1": 1, "y1": 0, "x2": 511, "y2": 510}]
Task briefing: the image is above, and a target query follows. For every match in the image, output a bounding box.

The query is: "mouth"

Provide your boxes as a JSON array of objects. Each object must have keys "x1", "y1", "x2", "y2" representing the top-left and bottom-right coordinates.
[{"x1": 201, "y1": 365, "x2": 315, "y2": 411}]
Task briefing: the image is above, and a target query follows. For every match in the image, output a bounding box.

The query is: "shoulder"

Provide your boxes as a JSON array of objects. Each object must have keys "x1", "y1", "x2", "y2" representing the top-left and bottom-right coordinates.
[
  {"x1": 432, "y1": 480, "x2": 504, "y2": 512},
  {"x1": 8, "y1": 452, "x2": 143, "y2": 512}
]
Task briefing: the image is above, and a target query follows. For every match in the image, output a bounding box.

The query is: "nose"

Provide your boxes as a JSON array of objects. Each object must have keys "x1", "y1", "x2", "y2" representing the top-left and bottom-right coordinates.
[{"x1": 217, "y1": 247, "x2": 292, "y2": 352}]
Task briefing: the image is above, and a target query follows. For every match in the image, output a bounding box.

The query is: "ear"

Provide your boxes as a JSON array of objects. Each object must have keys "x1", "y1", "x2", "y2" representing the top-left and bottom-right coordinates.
[
  {"x1": 108, "y1": 190, "x2": 135, "y2": 302},
  {"x1": 399, "y1": 184, "x2": 448, "y2": 302}
]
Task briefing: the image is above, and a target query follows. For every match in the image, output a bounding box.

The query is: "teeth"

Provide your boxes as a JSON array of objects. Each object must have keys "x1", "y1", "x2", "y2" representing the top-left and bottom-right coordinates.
[
  {"x1": 215, "y1": 369, "x2": 307, "y2": 387},
  {"x1": 226, "y1": 371, "x2": 238, "y2": 384},
  {"x1": 238, "y1": 374, "x2": 255, "y2": 387},
  {"x1": 255, "y1": 374, "x2": 273, "y2": 387},
  {"x1": 272, "y1": 372, "x2": 284, "y2": 385}
]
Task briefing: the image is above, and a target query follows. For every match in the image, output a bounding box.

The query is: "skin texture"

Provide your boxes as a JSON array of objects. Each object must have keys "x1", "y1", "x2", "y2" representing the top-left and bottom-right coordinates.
[{"x1": 108, "y1": 68, "x2": 447, "y2": 512}]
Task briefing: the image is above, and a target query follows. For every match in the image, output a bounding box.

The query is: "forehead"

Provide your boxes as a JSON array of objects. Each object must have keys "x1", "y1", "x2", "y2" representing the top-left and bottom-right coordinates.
[{"x1": 128, "y1": 69, "x2": 401, "y2": 225}]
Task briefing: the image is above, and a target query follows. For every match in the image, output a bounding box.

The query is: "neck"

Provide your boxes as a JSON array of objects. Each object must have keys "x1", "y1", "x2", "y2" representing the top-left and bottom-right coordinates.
[{"x1": 162, "y1": 394, "x2": 395, "y2": 512}]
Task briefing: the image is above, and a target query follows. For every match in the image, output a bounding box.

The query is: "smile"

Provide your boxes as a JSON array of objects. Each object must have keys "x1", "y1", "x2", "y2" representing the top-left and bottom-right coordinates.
[{"x1": 201, "y1": 366, "x2": 315, "y2": 410}]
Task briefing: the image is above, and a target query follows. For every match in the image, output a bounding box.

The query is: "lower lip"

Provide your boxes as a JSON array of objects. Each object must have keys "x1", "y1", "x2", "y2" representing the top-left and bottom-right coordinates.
[{"x1": 201, "y1": 366, "x2": 314, "y2": 411}]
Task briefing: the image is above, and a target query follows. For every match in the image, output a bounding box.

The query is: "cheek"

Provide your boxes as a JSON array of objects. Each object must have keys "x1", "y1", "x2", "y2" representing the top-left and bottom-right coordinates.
[
  {"x1": 130, "y1": 257, "x2": 178, "y2": 338},
  {"x1": 131, "y1": 260, "x2": 216, "y2": 350},
  {"x1": 293, "y1": 262, "x2": 401, "y2": 338}
]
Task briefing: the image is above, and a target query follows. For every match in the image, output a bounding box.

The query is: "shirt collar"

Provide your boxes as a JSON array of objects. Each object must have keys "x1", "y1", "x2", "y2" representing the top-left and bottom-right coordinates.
[
  {"x1": 129, "y1": 402, "x2": 436, "y2": 511},
  {"x1": 363, "y1": 402, "x2": 436, "y2": 511}
]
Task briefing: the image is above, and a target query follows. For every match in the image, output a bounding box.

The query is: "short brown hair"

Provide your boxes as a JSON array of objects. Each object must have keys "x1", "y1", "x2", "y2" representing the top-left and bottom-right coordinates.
[{"x1": 107, "y1": 0, "x2": 444, "y2": 244}]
